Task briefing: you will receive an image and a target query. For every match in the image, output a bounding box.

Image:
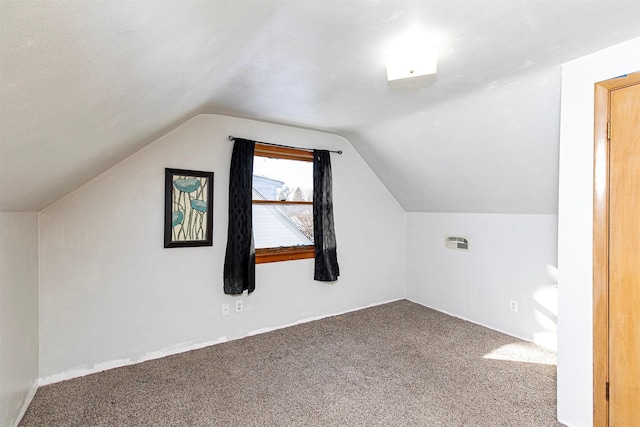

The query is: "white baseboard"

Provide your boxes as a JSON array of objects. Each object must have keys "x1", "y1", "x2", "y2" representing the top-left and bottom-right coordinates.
[
  {"x1": 405, "y1": 298, "x2": 536, "y2": 344},
  {"x1": 39, "y1": 297, "x2": 404, "y2": 386},
  {"x1": 12, "y1": 379, "x2": 39, "y2": 427},
  {"x1": 247, "y1": 297, "x2": 403, "y2": 336},
  {"x1": 39, "y1": 336, "x2": 228, "y2": 386}
]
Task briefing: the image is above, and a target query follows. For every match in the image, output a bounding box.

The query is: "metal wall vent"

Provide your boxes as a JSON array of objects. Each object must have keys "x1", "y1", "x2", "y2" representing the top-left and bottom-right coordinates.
[{"x1": 445, "y1": 236, "x2": 469, "y2": 251}]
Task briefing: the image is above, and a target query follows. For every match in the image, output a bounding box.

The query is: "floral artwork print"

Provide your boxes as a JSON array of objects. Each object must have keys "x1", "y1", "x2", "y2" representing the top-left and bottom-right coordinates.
[
  {"x1": 164, "y1": 169, "x2": 214, "y2": 248},
  {"x1": 172, "y1": 175, "x2": 209, "y2": 240}
]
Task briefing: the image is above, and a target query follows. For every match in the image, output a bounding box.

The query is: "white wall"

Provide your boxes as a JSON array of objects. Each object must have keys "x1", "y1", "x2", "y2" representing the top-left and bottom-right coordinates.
[
  {"x1": 0, "y1": 213, "x2": 39, "y2": 427},
  {"x1": 557, "y1": 37, "x2": 640, "y2": 427},
  {"x1": 38, "y1": 114, "x2": 406, "y2": 382},
  {"x1": 406, "y1": 213, "x2": 558, "y2": 347}
]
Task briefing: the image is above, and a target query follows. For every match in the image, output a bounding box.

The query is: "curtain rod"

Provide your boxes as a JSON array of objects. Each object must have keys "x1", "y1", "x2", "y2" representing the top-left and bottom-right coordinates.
[{"x1": 228, "y1": 135, "x2": 342, "y2": 155}]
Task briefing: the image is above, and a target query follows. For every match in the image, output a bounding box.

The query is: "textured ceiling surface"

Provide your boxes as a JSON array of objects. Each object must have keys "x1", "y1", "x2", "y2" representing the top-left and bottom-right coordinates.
[{"x1": 1, "y1": 1, "x2": 639, "y2": 212}]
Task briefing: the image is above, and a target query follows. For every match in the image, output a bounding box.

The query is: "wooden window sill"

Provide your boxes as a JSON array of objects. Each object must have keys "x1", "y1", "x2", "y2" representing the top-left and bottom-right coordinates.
[{"x1": 256, "y1": 246, "x2": 314, "y2": 264}]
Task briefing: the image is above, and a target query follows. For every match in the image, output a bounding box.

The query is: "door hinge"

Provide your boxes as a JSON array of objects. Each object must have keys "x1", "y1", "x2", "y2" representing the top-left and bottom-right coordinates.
[
  {"x1": 606, "y1": 381, "x2": 609, "y2": 401},
  {"x1": 607, "y1": 121, "x2": 611, "y2": 140}
]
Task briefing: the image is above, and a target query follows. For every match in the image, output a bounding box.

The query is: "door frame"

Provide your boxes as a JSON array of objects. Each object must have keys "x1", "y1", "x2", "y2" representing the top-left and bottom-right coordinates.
[{"x1": 593, "y1": 72, "x2": 640, "y2": 427}]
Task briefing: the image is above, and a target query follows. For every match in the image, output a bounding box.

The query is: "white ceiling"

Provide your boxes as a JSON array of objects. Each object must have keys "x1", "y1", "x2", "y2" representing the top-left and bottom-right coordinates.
[{"x1": 1, "y1": 1, "x2": 639, "y2": 212}]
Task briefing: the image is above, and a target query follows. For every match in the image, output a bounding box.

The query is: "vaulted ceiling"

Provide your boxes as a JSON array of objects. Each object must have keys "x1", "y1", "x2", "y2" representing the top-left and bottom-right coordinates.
[{"x1": 2, "y1": 1, "x2": 639, "y2": 212}]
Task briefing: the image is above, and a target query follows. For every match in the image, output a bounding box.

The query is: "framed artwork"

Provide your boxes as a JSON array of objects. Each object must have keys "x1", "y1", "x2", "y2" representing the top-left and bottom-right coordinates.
[{"x1": 164, "y1": 168, "x2": 214, "y2": 248}]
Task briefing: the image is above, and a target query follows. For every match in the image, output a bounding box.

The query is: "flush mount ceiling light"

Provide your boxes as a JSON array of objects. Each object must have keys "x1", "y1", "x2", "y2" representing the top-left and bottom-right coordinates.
[{"x1": 385, "y1": 30, "x2": 439, "y2": 81}]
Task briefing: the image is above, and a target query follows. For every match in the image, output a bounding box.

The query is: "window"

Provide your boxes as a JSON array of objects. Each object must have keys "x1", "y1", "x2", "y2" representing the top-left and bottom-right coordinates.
[{"x1": 253, "y1": 144, "x2": 314, "y2": 263}]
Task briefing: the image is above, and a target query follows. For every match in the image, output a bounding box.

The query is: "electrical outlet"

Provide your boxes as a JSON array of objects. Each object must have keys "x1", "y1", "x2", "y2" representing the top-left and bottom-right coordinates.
[
  {"x1": 236, "y1": 300, "x2": 243, "y2": 312},
  {"x1": 509, "y1": 300, "x2": 518, "y2": 312},
  {"x1": 222, "y1": 304, "x2": 230, "y2": 317}
]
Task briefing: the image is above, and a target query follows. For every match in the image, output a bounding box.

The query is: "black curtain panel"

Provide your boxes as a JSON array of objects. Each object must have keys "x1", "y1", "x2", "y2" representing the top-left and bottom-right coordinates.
[
  {"x1": 223, "y1": 138, "x2": 256, "y2": 294},
  {"x1": 313, "y1": 150, "x2": 340, "y2": 282}
]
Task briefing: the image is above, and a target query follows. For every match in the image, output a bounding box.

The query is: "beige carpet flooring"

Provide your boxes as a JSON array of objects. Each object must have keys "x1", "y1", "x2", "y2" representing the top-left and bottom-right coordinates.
[{"x1": 20, "y1": 300, "x2": 563, "y2": 426}]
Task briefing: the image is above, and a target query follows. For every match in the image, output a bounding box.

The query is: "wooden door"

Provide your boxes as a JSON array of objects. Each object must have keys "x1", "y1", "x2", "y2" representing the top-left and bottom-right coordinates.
[{"x1": 594, "y1": 72, "x2": 640, "y2": 427}]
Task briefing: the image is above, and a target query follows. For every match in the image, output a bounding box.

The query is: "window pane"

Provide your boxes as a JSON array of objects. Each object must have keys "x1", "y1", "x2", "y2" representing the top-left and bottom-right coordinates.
[
  {"x1": 253, "y1": 203, "x2": 314, "y2": 249},
  {"x1": 253, "y1": 157, "x2": 313, "y2": 201}
]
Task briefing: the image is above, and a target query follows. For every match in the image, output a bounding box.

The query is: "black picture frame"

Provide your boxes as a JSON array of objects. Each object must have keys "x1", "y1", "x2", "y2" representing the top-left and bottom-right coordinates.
[{"x1": 164, "y1": 168, "x2": 214, "y2": 248}]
